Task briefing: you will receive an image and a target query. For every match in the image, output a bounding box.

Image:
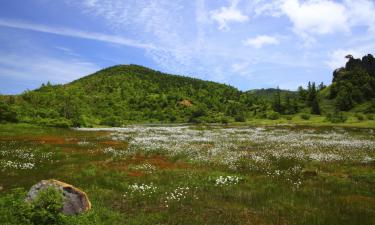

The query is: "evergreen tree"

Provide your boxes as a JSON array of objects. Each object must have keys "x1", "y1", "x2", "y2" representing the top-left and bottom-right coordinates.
[
  {"x1": 272, "y1": 87, "x2": 283, "y2": 113},
  {"x1": 318, "y1": 82, "x2": 326, "y2": 91},
  {"x1": 298, "y1": 86, "x2": 308, "y2": 101},
  {"x1": 311, "y1": 97, "x2": 321, "y2": 115},
  {"x1": 306, "y1": 82, "x2": 317, "y2": 107}
]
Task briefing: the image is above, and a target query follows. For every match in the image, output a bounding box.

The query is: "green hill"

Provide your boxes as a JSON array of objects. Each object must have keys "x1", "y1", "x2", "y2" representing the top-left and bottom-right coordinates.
[{"x1": 1, "y1": 65, "x2": 245, "y2": 127}]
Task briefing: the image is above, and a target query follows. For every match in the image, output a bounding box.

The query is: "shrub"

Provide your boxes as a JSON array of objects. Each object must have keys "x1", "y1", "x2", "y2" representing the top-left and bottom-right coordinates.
[
  {"x1": 31, "y1": 187, "x2": 64, "y2": 225},
  {"x1": 285, "y1": 115, "x2": 293, "y2": 121},
  {"x1": 354, "y1": 113, "x2": 365, "y2": 121},
  {"x1": 72, "y1": 115, "x2": 95, "y2": 127},
  {"x1": 326, "y1": 111, "x2": 347, "y2": 123},
  {"x1": 257, "y1": 112, "x2": 268, "y2": 119},
  {"x1": 101, "y1": 116, "x2": 122, "y2": 127},
  {"x1": 267, "y1": 111, "x2": 280, "y2": 120},
  {"x1": 300, "y1": 114, "x2": 311, "y2": 120},
  {"x1": 234, "y1": 114, "x2": 246, "y2": 122},
  {"x1": 0, "y1": 99, "x2": 18, "y2": 123},
  {"x1": 35, "y1": 118, "x2": 72, "y2": 128},
  {"x1": 366, "y1": 114, "x2": 374, "y2": 120},
  {"x1": 0, "y1": 187, "x2": 64, "y2": 225},
  {"x1": 188, "y1": 117, "x2": 203, "y2": 124},
  {"x1": 0, "y1": 188, "x2": 33, "y2": 224},
  {"x1": 365, "y1": 100, "x2": 375, "y2": 113},
  {"x1": 220, "y1": 116, "x2": 229, "y2": 124}
]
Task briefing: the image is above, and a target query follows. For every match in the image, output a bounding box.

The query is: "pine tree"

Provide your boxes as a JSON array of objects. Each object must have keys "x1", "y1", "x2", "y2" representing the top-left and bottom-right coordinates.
[
  {"x1": 311, "y1": 97, "x2": 321, "y2": 115},
  {"x1": 272, "y1": 87, "x2": 283, "y2": 113},
  {"x1": 307, "y1": 82, "x2": 317, "y2": 107}
]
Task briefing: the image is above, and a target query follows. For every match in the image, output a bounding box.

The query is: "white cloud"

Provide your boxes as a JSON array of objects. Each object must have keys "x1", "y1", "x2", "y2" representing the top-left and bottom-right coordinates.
[
  {"x1": 247, "y1": 0, "x2": 375, "y2": 49},
  {"x1": 243, "y1": 35, "x2": 279, "y2": 48},
  {"x1": 210, "y1": 0, "x2": 249, "y2": 31},
  {"x1": 248, "y1": 0, "x2": 283, "y2": 17},
  {"x1": 253, "y1": 0, "x2": 375, "y2": 35},
  {"x1": 281, "y1": 0, "x2": 349, "y2": 35},
  {"x1": 0, "y1": 19, "x2": 156, "y2": 50},
  {"x1": 344, "y1": 0, "x2": 375, "y2": 32},
  {"x1": 0, "y1": 53, "x2": 100, "y2": 84}
]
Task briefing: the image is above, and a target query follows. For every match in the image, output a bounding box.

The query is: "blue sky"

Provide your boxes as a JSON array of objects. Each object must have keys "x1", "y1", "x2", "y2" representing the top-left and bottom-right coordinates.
[{"x1": 0, "y1": 0, "x2": 375, "y2": 94}]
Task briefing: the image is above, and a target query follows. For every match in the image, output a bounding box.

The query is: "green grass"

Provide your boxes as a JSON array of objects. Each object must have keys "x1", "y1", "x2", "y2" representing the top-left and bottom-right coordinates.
[
  {"x1": 237, "y1": 114, "x2": 375, "y2": 128},
  {"x1": 0, "y1": 124, "x2": 374, "y2": 224}
]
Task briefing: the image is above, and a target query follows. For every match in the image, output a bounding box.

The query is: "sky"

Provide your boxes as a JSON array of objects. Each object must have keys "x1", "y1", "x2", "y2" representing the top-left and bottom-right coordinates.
[{"x1": 0, "y1": 0, "x2": 375, "y2": 94}]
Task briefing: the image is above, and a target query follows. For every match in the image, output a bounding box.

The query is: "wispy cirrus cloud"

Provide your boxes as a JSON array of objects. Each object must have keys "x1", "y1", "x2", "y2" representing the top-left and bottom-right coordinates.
[
  {"x1": 0, "y1": 19, "x2": 156, "y2": 50},
  {"x1": 2, "y1": 0, "x2": 372, "y2": 93},
  {"x1": 0, "y1": 53, "x2": 100, "y2": 83},
  {"x1": 65, "y1": 0, "x2": 320, "y2": 87},
  {"x1": 71, "y1": 1, "x2": 192, "y2": 70}
]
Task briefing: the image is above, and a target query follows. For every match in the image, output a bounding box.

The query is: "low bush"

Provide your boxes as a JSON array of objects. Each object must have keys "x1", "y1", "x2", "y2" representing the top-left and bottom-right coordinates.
[
  {"x1": 220, "y1": 116, "x2": 229, "y2": 124},
  {"x1": 35, "y1": 118, "x2": 72, "y2": 128},
  {"x1": 354, "y1": 113, "x2": 365, "y2": 121},
  {"x1": 326, "y1": 111, "x2": 347, "y2": 123},
  {"x1": 0, "y1": 188, "x2": 64, "y2": 225},
  {"x1": 234, "y1": 114, "x2": 246, "y2": 122},
  {"x1": 285, "y1": 115, "x2": 293, "y2": 121},
  {"x1": 267, "y1": 111, "x2": 280, "y2": 120},
  {"x1": 100, "y1": 116, "x2": 122, "y2": 127},
  {"x1": 300, "y1": 114, "x2": 311, "y2": 120}
]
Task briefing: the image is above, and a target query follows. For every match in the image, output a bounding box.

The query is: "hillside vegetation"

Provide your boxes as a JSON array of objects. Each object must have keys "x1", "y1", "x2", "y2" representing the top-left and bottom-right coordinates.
[
  {"x1": 1, "y1": 55, "x2": 375, "y2": 127},
  {"x1": 329, "y1": 54, "x2": 375, "y2": 111}
]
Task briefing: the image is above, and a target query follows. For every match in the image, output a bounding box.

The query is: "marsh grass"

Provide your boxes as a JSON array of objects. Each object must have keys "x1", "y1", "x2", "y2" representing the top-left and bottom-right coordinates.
[{"x1": 0, "y1": 124, "x2": 374, "y2": 224}]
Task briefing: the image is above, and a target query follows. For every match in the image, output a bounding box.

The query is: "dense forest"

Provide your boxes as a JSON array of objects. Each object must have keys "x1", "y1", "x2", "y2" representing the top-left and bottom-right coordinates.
[{"x1": 1, "y1": 54, "x2": 375, "y2": 127}]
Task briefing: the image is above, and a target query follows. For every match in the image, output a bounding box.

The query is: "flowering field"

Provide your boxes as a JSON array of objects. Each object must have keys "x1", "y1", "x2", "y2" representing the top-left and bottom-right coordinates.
[{"x1": 1, "y1": 124, "x2": 375, "y2": 224}]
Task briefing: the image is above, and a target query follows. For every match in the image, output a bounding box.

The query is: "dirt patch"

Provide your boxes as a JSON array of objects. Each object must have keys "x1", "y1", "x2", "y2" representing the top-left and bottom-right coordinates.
[
  {"x1": 329, "y1": 172, "x2": 349, "y2": 179},
  {"x1": 61, "y1": 147, "x2": 79, "y2": 153},
  {"x1": 99, "y1": 140, "x2": 128, "y2": 148},
  {"x1": 128, "y1": 171, "x2": 146, "y2": 177},
  {"x1": 95, "y1": 155, "x2": 189, "y2": 173},
  {"x1": 0, "y1": 135, "x2": 77, "y2": 145},
  {"x1": 35, "y1": 136, "x2": 77, "y2": 145}
]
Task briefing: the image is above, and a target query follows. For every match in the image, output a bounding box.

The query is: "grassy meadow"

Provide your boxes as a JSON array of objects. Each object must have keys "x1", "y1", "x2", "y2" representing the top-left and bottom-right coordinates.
[{"x1": 0, "y1": 123, "x2": 375, "y2": 225}]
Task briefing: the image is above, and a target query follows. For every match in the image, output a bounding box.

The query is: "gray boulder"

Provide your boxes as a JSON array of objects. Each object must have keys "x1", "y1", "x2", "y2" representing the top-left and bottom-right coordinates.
[{"x1": 27, "y1": 179, "x2": 91, "y2": 215}]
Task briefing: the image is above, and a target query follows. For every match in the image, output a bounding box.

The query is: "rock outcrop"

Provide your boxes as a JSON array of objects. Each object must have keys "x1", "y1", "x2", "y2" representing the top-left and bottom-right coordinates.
[{"x1": 27, "y1": 179, "x2": 91, "y2": 215}]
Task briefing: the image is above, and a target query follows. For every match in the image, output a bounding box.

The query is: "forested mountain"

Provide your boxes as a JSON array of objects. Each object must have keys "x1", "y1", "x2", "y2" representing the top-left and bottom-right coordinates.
[
  {"x1": 1, "y1": 65, "x2": 246, "y2": 126},
  {"x1": 1, "y1": 55, "x2": 375, "y2": 127}
]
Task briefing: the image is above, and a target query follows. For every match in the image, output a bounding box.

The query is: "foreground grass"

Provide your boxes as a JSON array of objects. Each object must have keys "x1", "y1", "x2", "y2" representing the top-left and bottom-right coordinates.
[{"x1": 0, "y1": 124, "x2": 374, "y2": 225}]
